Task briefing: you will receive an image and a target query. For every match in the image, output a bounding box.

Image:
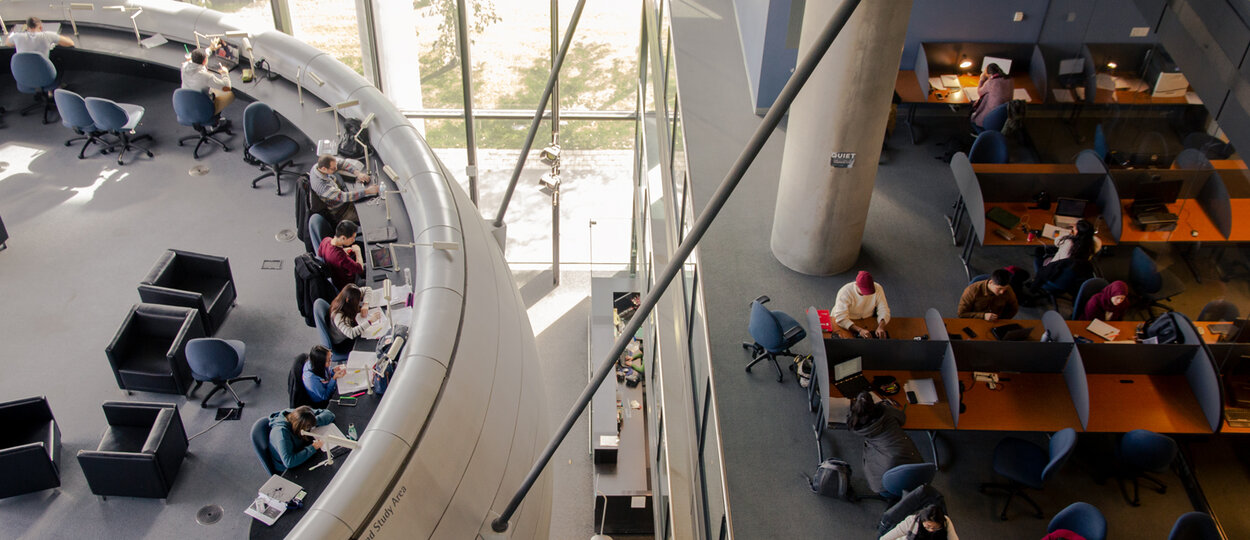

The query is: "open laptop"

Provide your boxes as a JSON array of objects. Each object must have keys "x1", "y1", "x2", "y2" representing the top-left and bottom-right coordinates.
[
  {"x1": 991, "y1": 323, "x2": 1033, "y2": 341},
  {"x1": 1052, "y1": 197, "x2": 1087, "y2": 228},
  {"x1": 832, "y1": 357, "x2": 873, "y2": 398}
]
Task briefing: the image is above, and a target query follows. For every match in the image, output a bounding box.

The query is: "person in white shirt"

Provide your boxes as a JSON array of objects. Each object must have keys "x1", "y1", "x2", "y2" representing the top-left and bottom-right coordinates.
[
  {"x1": 833, "y1": 271, "x2": 891, "y2": 338},
  {"x1": 181, "y1": 45, "x2": 235, "y2": 115},
  {"x1": 880, "y1": 504, "x2": 958, "y2": 540},
  {"x1": 6, "y1": 17, "x2": 75, "y2": 59}
]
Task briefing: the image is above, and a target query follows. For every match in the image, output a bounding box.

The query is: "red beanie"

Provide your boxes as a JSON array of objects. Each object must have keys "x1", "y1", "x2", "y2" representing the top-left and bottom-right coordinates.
[{"x1": 855, "y1": 271, "x2": 875, "y2": 296}]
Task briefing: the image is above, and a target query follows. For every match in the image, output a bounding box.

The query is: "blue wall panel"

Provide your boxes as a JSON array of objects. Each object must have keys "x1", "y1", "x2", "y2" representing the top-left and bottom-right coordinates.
[{"x1": 900, "y1": 0, "x2": 1049, "y2": 70}]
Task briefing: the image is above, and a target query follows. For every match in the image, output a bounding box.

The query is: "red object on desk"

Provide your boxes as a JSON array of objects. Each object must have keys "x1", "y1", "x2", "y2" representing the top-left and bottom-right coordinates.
[{"x1": 818, "y1": 310, "x2": 832, "y2": 333}]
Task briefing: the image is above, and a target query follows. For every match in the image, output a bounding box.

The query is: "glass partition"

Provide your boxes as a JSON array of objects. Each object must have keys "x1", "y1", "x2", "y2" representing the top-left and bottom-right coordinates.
[{"x1": 288, "y1": 0, "x2": 364, "y2": 74}]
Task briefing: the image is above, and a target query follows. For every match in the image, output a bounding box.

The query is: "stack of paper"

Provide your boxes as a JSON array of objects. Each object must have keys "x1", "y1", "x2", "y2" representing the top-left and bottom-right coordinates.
[
  {"x1": 1086, "y1": 319, "x2": 1121, "y2": 341},
  {"x1": 962, "y1": 86, "x2": 980, "y2": 101},
  {"x1": 904, "y1": 379, "x2": 939, "y2": 405},
  {"x1": 940, "y1": 74, "x2": 961, "y2": 89}
]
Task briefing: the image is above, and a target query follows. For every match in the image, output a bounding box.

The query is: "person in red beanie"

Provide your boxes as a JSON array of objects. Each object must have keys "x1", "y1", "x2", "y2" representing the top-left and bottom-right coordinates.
[{"x1": 833, "y1": 271, "x2": 891, "y2": 338}]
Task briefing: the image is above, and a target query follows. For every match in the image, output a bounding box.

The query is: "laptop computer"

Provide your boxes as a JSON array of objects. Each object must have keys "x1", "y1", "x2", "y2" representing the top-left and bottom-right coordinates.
[
  {"x1": 1053, "y1": 198, "x2": 1087, "y2": 228},
  {"x1": 991, "y1": 323, "x2": 1033, "y2": 341},
  {"x1": 832, "y1": 357, "x2": 873, "y2": 398}
]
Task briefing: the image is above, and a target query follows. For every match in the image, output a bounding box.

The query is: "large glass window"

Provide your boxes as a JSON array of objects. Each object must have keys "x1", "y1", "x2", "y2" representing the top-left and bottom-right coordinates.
[
  {"x1": 190, "y1": 0, "x2": 276, "y2": 32},
  {"x1": 289, "y1": 0, "x2": 364, "y2": 74}
]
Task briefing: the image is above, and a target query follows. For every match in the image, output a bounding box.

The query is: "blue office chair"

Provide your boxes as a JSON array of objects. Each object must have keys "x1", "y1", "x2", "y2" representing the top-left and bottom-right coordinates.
[
  {"x1": 969, "y1": 273, "x2": 990, "y2": 285},
  {"x1": 173, "y1": 89, "x2": 231, "y2": 159},
  {"x1": 1127, "y1": 247, "x2": 1186, "y2": 314},
  {"x1": 11, "y1": 52, "x2": 59, "y2": 124},
  {"x1": 1168, "y1": 512, "x2": 1220, "y2": 540},
  {"x1": 1047, "y1": 502, "x2": 1107, "y2": 540},
  {"x1": 1071, "y1": 277, "x2": 1108, "y2": 320},
  {"x1": 1037, "y1": 260, "x2": 1094, "y2": 312},
  {"x1": 250, "y1": 417, "x2": 280, "y2": 476},
  {"x1": 968, "y1": 130, "x2": 1009, "y2": 164},
  {"x1": 185, "y1": 338, "x2": 261, "y2": 409},
  {"x1": 1173, "y1": 148, "x2": 1211, "y2": 170},
  {"x1": 1093, "y1": 124, "x2": 1108, "y2": 161},
  {"x1": 980, "y1": 427, "x2": 1077, "y2": 520},
  {"x1": 1197, "y1": 299, "x2": 1240, "y2": 322},
  {"x1": 309, "y1": 214, "x2": 334, "y2": 255},
  {"x1": 742, "y1": 295, "x2": 806, "y2": 382},
  {"x1": 1117, "y1": 429, "x2": 1177, "y2": 506},
  {"x1": 881, "y1": 463, "x2": 938, "y2": 499},
  {"x1": 53, "y1": 89, "x2": 111, "y2": 159},
  {"x1": 974, "y1": 102, "x2": 1010, "y2": 134},
  {"x1": 84, "y1": 97, "x2": 154, "y2": 166},
  {"x1": 313, "y1": 298, "x2": 352, "y2": 363},
  {"x1": 244, "y1": 101, "x2": 300, "y2": 195}
]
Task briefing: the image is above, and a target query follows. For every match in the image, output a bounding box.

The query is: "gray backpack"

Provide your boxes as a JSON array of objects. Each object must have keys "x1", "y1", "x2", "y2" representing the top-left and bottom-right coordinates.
[{"x1": 807, "y1": 458, "x2": 852, "y2": 500}]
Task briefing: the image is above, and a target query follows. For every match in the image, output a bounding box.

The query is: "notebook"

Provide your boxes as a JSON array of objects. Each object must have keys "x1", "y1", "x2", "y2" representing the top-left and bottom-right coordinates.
[
  {"x1": 832, "y1": 357, "x2": 872, "y2": 398},
  {"x1": 987, "y1": 207, "x2": 1021, "y2": 230}
]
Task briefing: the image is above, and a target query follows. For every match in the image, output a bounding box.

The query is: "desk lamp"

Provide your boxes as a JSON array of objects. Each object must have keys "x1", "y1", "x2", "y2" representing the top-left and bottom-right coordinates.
[
  {"x1": 296, "y1": 68, "x2": 324, "y2": 105},
  {"x1": 316, "y1": 100, "x2": 360, "y2": 139},
  {"x1": 381, "y1": 164, "x2": 407, "y2": 225},
  {"x1": 1, "y1": 8, "x2": 8, "y2": 36},
  {"x1": 102, "y1": 5, "x2": 143, "y2": 46},
  {"x1": 302, "y1": 430, "x2": 360, "y2": 470},
  {"x1": 959, "y1": 55, "x2": 973, "y2": 70},
  {"x1": 58, "y1": 3, "x2": 94, "y2": 38},
  {"x1": 354, "y1": 112, "x2": 374, "y2": 175}
]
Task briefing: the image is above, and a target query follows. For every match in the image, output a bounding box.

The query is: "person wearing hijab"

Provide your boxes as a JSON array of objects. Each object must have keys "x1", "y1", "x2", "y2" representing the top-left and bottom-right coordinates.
[
  {"x1": 833, "y1": 271, "x2": 891, "y2": 338},
  {"x1": 1081, "y1": 280, "x2": 1131, "y2": 321}
]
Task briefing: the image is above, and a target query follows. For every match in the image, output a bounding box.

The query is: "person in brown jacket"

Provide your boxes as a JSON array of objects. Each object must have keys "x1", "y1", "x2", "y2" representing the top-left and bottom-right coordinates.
[{"x1": 957, "y1": 269, "x2": 1018, "y2": 321}]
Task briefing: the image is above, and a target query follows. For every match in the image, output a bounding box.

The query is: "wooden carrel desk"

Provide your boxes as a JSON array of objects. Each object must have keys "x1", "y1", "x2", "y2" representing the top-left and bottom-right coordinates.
[
  {"x1": 981, "y1": 202, "x2": 1117, "y2": 247},
  {"x1": 1083, "y1": 374, "x2": 1208, "y2": 433}
]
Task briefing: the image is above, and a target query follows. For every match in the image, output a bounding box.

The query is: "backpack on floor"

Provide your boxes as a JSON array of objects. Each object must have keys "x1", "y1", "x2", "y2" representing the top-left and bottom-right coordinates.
[{"x1": 807, "y1": 458, "x2": 852, "y2": 500}]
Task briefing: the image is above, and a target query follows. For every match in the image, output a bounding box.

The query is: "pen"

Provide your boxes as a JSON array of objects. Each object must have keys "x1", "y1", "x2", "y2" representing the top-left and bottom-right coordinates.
[{"x1": 348, "y1": 391, "x2": 366, "y2": 398}]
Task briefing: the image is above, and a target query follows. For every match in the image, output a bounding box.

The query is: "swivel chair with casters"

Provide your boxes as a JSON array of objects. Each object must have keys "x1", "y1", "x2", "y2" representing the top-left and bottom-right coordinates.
[
  {"x1": 1196, "y1": 299, "x2": 1240, "y2": 322},
  {"x1": 53, "y1": 89, "x2": 112, "y2": 159},
  {"x1": 1117, "y1": 429, "x2": 1177, "y2": 506},
  {"x1": 173, "y1": 88, "x2": 231, "y2": 159},
  {"x1": 84, "y1": 97, "x2": 154, "y2": 165},
  {"x1": 185, "y1": 338, "x2": 261, "y2": 408},
  {"x1": 314, "y1": 298, "x2": 352, "y2": 363},
  {"x1": 742, "y1": 295, "x2": 807, "y2": 382},
  {"x1": 0, "y1": 396, "x2": 62, "y2": 499},
  {"x1": 1046, "y1": 502, "x2": 1107, "y2": 540},
  {"x1": 1127, "y1": 247, "x2": 1186, "y2": 315},
  {"x1": 980, "y1": 427, "x2": 1077, "y2": 520},
  {"x1": 973, "y1": 102, "x2": 1009, "y2": 135},
  {"x1": 76, "y1": 401, "x2": 188, "y2": 499},
  {"x1": 106, "y1": 304, "x2": 206, "y2": 395},
  {"x1": 250, "y1": 417, "x2": 280, "y2": 475},
  {"x1": 1071, "y1": 277, "x2": 1108, "y2": 320},
  {"x1": 138, "y1": 249, "x2": 237, "y2": 335},
  {"x1": 1168, "y1": 512, "x2": 1220, "y2": 540},
  {"x1": 1035, "y1": 260, "x2": 1094, "y2": 313},
  {"x1": 244, "y1": 101, "x2": 300, "y2": 195},
  {"x1": 859, "y1": 462, "x2": 938, "y2": 504},
  {"x1": 968, "y1": 130, "x2": 1009, "y2": 164},
  {"x1": 11, "y1": 52, "x2": 58, "y2": 124}
]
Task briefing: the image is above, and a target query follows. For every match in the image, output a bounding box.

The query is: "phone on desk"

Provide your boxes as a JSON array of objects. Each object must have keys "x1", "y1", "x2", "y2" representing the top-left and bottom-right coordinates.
[
  {"x1": 336, "y1": 396, "x2": 357, "y2": 407},
  {"x1": 963, "y1": 326, "x2": 978, "y2": 339}
]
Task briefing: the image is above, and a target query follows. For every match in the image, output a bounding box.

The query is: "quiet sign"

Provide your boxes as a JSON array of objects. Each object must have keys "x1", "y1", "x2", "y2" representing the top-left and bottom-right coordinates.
[{"x1": 830, "y1": 152, "x2": 856, "y2": 168}]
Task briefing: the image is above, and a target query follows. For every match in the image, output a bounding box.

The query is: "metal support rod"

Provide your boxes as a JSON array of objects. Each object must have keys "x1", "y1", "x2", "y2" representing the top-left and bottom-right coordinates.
[
  {"x1": 490, "y1": 0, "x2": 587, "y2": 229},
  {"x1": 454, "y1": 0, "x2": 480, "y2": 205},
  {"x1": 489, "y1": 0, "x2": 862, "y2": 531},
  {"x1": 550, "y1": 0, "x2": 561, "y2": 286}
]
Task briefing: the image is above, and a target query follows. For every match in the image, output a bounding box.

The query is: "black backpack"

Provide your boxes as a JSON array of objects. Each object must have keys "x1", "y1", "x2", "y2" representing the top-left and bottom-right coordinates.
[
  {"x1": 294, "y1": 253, "x2": 337, "y2": 327},
  {"x1": 338, "y1": 118, "x2": 368, "y2": 159},
  {"x1": 807, "y1": 458, "x2": 852, "y2": 500},
  {"x1": 1138, "y1": 313, "x2": 1181, "y2": 344}
]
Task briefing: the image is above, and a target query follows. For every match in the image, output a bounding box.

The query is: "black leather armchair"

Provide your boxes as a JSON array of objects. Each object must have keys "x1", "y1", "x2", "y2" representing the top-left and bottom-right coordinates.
[
  {"x1": 0, "y1": 396, "x2": 62, "y2": 499},
  {"x1": 138, "y1": 249, "x2": 237, "y2": 335},
  {"x1": 106, "y1": 304, "x2": 206, "y2": 395},
  {"x1": 77, "y1": 402, "x2": 189, "y2": 499}
]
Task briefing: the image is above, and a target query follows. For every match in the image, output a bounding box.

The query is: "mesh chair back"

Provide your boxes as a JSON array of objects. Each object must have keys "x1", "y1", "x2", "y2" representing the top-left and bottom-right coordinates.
[
  {"x1": 969, "y1": 130, "x2": 1009, "y2": 164},
  {"x1": 244, "y1": 102, "x2": 282, "y2": 147},
  {"x1": 11, "y1": 52, "x2": 57, "y2": 92},
  {"x1": 54, "y1": 89, "x2": 96, "y2": 131},
  {"x1": 1169, "y1": 512, "x2": 1220, "y2": 540},
  {"x1": 173, "y1": 88, "x2": 216, "y2": 127},
  {"x1": 1041, "y1": 428, "x2": 1077, "y2": 482},
  {"x1": 1047, "y1": 502, "x2": 1107, "y2": 540},
  {"x1": 84, "y1": 97, "x2": 130, "y2": 132},
  {"x1": 309, "y1": 214, "x2": 333, "y2": 249},
  {"x1": 1121, "y1": 429, "x2": 1177, "y2": 472},
  {"x1": 1129, "y1": 247, "x2": 1163, "y2": 294},
  {"x1": 250, "y1": 417, "x2": 279, "y2": 475},
  {"x1": 747, "y1": 300, "x2": 783, "y2": 352},
  {"x1": 1197, "y1": 300, "x2": 1240, "y2": 322},
  {"x1": 982, "y1": 102, "x2": 1010, "y2": 132},
  {"x1": 1072, "y1": 278, "x2": 1108, "y2": 320},
  {"x1": 185, "y1": 338, "x2": 243, "y2": 381}
]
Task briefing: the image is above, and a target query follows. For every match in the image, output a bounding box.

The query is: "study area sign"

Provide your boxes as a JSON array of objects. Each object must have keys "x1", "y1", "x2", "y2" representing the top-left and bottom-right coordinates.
[{"x1": 830, "y1": 152, "x2": 856, "y2": 168}]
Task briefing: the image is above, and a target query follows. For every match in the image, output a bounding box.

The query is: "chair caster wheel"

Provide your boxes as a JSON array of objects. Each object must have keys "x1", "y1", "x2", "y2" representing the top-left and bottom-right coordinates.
[
  {"x1": 178, "y1": 141, "x2": 185, "y2": 146},
  {"x1": 146, "y1": 152, "x2": 154, "y2": 158},
  {"x1": 744, "y1": 366, "x2": 752, "y2": 373}
]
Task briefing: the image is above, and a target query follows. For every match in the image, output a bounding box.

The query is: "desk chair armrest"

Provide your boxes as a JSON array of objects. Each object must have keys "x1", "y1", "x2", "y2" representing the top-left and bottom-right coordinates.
[{"x1": 783, "y1": 324, "x2": 805, "y2": 341}]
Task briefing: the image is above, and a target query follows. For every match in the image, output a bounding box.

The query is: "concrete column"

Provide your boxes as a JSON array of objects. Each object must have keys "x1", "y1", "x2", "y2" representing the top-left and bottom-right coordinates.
[{"x1": 770, "y1": 0, "x2": 912, "y2": 275}]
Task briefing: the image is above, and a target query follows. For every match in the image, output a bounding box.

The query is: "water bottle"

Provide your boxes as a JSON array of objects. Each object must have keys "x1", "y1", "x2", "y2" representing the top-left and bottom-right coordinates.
[
  {"x1": 403, "y1": 268, "x2": 411, "y2": 287},
  {"x1": 347, "y1": 423, "x2": 357, "y2": 440}
]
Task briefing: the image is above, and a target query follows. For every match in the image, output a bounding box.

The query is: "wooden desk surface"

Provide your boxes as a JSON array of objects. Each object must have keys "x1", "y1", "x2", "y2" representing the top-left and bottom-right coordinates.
[
  {"x1": 1067, "y1": 319, "x2": 1222, "y2": 344},
  {"x1": 896, "y1": 71, "x2": 1040, "y2": 104},
  {"x1": 957, "y1": 372, "x2": 1082, "y2": 431},
  {"x1": 1228, "y1": 199, "x2": 1250, "y2": 241},
  {"x1": 947, "y1": 318, "x2": 1048, "y2": 341},
  {"x1": 1210, "y1": 160, "x2": 1247, "y2": 170},
  {"x1": 1118, "y1": 198, "x2": 1223, "y2": 243},
  {"x1": 854, "y1": 370, "x2": 954, "y2": 431},
  {"x1": 827, "y1": 317, "x2": 930, "y2": 340},
  {"x1": 972, "y1": 163, "x2": 1080, "y2": 174},
  {"x1": 1093, "y1": 86, "x2": 1190, "y2": 106},
  {"x1": 982, "y1": 202, "x2": 1116, "y2": 247},
  {"x1": 1084, "y1": 374, "x2": 1210, "y2": 433}
]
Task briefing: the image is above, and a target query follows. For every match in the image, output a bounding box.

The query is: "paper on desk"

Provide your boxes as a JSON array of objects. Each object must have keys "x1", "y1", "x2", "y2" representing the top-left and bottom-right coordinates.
[
  {"x1": 366, "y1": 284, "x2": 411, "y2": 309},
  {"x1": 140, "y1": 34, "x2": 168, "y2": 49},
  {"x1": 904, "y1": 379, "x2": 938, "y2": 405},
  {"x1": 1012, "y1": 88, "x2": 1031, "y2": 101},
  {"x1": 1075, "y1": 87, "x2": 1086, "y2": 100},
  {"x1": 940, "y1": 74, "x2": 961, "y2": 89},
  {"x1": 928, "y1": 77, "x2": 943, "y2": 91},
  {"x1": 338, "y1": 351, "x2": 374, "y2": 395},
  {"x1": 1052, "y1": 89, "x2": 1075, "y2": 103},
  {"x1": 1086, "y1": 319, "x2": 1121, "y2": 341},
  {"x1": 599, "y1": 435, "x2": 619, "y2": 448},
  {"x1": 1042, "y1": 223, "x2": 1066, "y2": 241},
  {"x1": 1058, "y1": 57, "x2": 1084, "y2": 76},
  {"x1": 1096, "y1": 73, "x2": 1116, "y2": 91},
  {"x1": 962, "y1": 86, "x2": 979, "y2": 102},
  {"x1": 1185, "y1": 91, "x2": 1202, "y2": 104},
  {"x1": 310, "y1": 423, "x2": 348, "y2": 451}
]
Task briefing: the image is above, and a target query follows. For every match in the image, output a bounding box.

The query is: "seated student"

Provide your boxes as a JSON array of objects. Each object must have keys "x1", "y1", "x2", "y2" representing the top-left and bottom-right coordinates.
[
  {"x1": 6, "y1": 17, "x2": 75, "y2": 96},
  {"x1": 834, "y1": 271, "x2": 891, "y2": 338},
  {"x1": 1028, "y1": 220, "x2": 1096, "y2": 295},
  {"x1": 310, "y1": 154, "x2": 379, "y2": 224},
  {"x1": 970, "y1": 62, "x2": 1012, "y2": 131},
  {"x1": 266, "y1": 405, "x2": 335, "y2": 472},
  {"x1": 881, "y1": 504, "x2": 958, "y2": 540},
  {"x1": 1080, "y1": 280, "x2": 1132, "y2": 321},
  {"x1": 329, "y1": 284, "x2": 381, "y2": 351},
  {"x1": 181, "y1": 45, "x2": 235, "y2": 117},
  {"x1": 302, "y1": 345, "x2": 345, "y2": 405},
  {"x1": 848, "y1": 391, "x2": 923, "y2": 498},
  {"x1": 318, "y1": 220, "x2": 366, "y2": 289},
  {"x1": 957, "y1": 269, "x2": 1019, "y2": 321}
]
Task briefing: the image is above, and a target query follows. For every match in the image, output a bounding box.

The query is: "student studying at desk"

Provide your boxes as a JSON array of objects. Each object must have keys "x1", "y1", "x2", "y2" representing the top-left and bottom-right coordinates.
[
  {"x1": 958, "y1": 269, "x2": 1019, "y2": 321},
  {"x1": 833, "y1": 271, "x2": 892, "y2": 338},
  {"x1": 181, "y1": 46, "x2": 235, "y2": 116},
  {"x1": 318, "y1": 221, "x2": 366, "y2": 289},
  {"x1": 328, "y1": 284, "x2": 381, "y2": 351},
  {"x1": 302, "y1": 345, "x2": 346, "y2": 405},
  {"x1": 310, "y1": 155, "x2": 378, "y2": 224},
  {"x1": 848, "y1": 392, "x2": 923, "y2": 498},
  {"x1": 970, "y1": 62, "x2": 1012, "y2": 131},
  {"x1": 266, "y1": 405, "x2": 336, "y2": 472}
]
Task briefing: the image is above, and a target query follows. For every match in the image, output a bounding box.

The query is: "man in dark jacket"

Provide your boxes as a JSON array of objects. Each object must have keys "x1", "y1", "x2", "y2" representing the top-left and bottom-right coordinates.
[{"x1": 848, "y1": 392, "x2": 923, "y2": 496}]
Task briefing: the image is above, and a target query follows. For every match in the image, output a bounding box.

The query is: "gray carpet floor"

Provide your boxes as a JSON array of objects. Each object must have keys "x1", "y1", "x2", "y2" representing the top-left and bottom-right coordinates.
[{"x1": 670, "y1": 0, "x2": 1250, "y2": 538}]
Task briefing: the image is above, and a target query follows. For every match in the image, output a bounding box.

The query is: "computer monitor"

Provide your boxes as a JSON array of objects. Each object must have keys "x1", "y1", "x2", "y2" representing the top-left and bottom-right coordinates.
[{"x1": 1134, "y1": 178, "x2": 1183, "y2": 204}]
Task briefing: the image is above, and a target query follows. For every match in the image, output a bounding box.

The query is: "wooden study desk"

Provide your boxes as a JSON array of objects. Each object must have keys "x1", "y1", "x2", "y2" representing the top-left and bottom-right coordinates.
[
  {"x1": 825, "y1": 317, "x2": 1048, "y2": 342},
  {"x1": 981, "y1": 202, "x2": 1116, "y2": 247},
  {"x1": 972, "y1": 163, "x2": 1080, "y2": 174},
  {"x1": 825, "y1": 317, "x2": 929, "y2": 340},
  {"x1": 1068, "y1": 320, "x2": 1226, "y2": 344},
  {"x1": 1226, "y1": 199, "x2": 1250, "y2": 241},
  {"x1": 896, "y1": 71, "x2": 1039, "y2": 104},
  {"x1": 1117, "y1": 198, "x2": 1223, "y2": 243},
  {"x1": 956, "y1": 372, "x2": 1082, "y2": 431},
  {"x1": 1084, "y1": 374, "x2": 1209, "y2": 433},
  {"x1": 947, "y1": 318, "x2": 1047, "y2": 341},
  {"x1": 855, "y1": 370, "x2": 954, "y2": 430}
]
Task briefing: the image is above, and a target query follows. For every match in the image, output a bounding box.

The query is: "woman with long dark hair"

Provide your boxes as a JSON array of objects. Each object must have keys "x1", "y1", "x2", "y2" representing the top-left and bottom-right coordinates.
[
  {"x1": 848, "y1": 391, "x2": 923, "y2": 497},
  {"x1": 1029, "y1": 219, "x2": 1097, "y2": 295},
  {"x1": 328, "y1": 284, "x2": 380, "y2": 350},
  {"x1": 266, "y1": 405, "x2": 335, "y2": 471},
  {"x1": 302, "y1": 344, "x2": 344, "y2": 405},
  {"x1": 881, "y1": 504, "x2": 958, "y2": 540}
]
